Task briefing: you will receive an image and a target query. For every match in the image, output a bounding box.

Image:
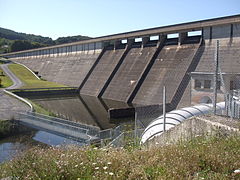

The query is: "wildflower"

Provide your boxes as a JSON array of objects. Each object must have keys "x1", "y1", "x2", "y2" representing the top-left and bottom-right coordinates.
[
  {"x1": 107, "y1": 162, "x2": 112, "y2": 165},
  {"x1": 75, "y1": 164, "x2": 78, "y2": 168},
  {"x1": 92, "y1": 162, "x2": 97, "y2": 165},
  {"x1": 103, "y1": 166, "x2": 108, "y2": 170},
  {"x1": 109, "y1": 172, "x2": 114, "y2": 176},
  {"x1": 95, "y1": 167, "x2": 99, "y2": 170}
]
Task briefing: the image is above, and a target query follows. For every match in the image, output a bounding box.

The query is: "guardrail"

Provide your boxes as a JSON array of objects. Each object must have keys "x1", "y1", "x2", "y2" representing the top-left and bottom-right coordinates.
[
  {"x1": 10, "y1": 87, "x2": 79, "y2": 98},
  {"x1": 17, "y1": 112, "x2": 93, "y2": 142},
  {"x1": 10, "y1": 87, "x2": 78, "y2": 92},
  {"x1": 15, "y1": 111, "x2": 132, "y2": 146}
]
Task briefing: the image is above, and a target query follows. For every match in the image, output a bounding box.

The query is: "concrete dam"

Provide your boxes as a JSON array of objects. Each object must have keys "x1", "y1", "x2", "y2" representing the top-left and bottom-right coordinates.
[{"x1": 2, "y1": 15, "x2": 240, "y2": 110}]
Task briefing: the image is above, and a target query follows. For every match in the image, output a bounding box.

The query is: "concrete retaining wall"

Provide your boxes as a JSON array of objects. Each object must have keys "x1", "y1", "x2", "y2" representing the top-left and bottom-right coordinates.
[{"x1": 146, "y1": 116, "x2": 240, "y2": 147}]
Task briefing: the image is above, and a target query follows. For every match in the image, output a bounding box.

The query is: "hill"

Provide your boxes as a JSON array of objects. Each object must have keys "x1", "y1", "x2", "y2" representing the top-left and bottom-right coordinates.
[{"x1": 0, "y1": 27, "x2": 91, "y2": 53}]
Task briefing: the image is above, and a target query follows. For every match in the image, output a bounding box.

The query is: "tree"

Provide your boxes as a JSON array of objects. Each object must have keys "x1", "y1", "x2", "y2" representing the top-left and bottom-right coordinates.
[{"x1": 10, "y1": 40, "x2": 45, "y2": 52}]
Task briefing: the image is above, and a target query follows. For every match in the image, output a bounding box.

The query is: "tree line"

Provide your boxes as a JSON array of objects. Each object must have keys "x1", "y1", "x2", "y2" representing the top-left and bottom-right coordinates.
[{"x1": 0, "y1": 27, "x2": 91, "y2": 53}]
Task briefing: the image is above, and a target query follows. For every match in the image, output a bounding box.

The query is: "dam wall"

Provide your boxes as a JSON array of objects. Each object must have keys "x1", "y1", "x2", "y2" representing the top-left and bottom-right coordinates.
[
  {"x1": 182, "y1": 23, "x2": 240, "y2": 105},
  {"x1": 102, "y1": 45, "x2": 158, "y2": 102},
  {"x1": 132, "y1": 41, "x2": 201, "y2": 106},
  {"x1": 2, "y1": 15, "x2": 240, "y2": 109},
  {"x1": 196, "y1": 24, "x2": 240, "y2": 74},
  {"x1": 79, "y1": 46, "x2": 126, "y2": 96},
  {"x1": 12, "y1": 50, "x2": 101, "y2": 87}
]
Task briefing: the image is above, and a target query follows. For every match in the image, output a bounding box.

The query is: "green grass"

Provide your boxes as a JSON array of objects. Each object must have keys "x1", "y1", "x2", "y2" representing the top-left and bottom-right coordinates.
[
  {"x1": 0, "y1": 67, "x2": 13, "y2": 88},
  {"x1": 8, "y1": 64, "x2": 66, "y2": 89},
  {"x1": 0, "y1": 135, "x2": 240, "y2": 179},
  {"x1": 27, "y1": 99, "x2": 57, "y2": 116}
]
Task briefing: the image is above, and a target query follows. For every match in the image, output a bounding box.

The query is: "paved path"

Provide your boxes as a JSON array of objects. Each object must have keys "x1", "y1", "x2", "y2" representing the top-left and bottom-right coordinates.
[
  {"x1": 1, "y1": 64, "x2": 23, "y2": 89},
  {"x1": 0, "y1": 64, "x2": 30, "y2": 120}
]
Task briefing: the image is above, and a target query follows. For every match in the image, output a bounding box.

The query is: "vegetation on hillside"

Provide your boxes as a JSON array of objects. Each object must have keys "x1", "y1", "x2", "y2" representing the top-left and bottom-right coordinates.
[
  {"x1": 0, "y1": 27, "x2": 91, "y2": 53},
  {"x1": 0, "y1": 67, "x2": 13, "y2": 88},
  {"x1": 0, "y1": 135, "x2": 239, "y2": 179},
  {"x1": 0, "y1": 27, "x2": 53, "y2": 45},
  {"x1": 0, "y1": 120, "x2": 23, "y2": 139},
  {"x1": 54, "y1": 35, "x2": 91, "y2": 44},
  {"x1": 10, "y1": 40, "x2": 47, "y2": 52}
]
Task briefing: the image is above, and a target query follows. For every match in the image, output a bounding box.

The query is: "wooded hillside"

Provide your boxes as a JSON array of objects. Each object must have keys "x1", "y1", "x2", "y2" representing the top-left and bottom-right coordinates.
[{"x1": 0, "y1": 27, "x2": 91, "y2": 53}]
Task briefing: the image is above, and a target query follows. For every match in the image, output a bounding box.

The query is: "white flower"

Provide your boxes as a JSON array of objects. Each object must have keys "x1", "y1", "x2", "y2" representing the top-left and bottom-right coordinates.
[
  {"x1": 103, "y1": 166, "x2": 108, "y2": 170},
  {"x1": 107, "y1": 162, "x2": 112, "y2": 165},
  {"x1": 92, "y1": 162, "x2": 97, "y2": 165},
  {"x1": 95, "y1": 167, "x2": 99, "y2": 170},
  {"x1": 109, "y1": 172, "x2": 114, "y2": 176}
]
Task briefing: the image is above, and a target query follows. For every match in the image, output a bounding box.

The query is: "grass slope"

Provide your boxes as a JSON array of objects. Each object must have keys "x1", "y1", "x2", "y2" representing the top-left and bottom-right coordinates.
[
  {"x1": 0, "y1": 67, "x2": 13, "y2": 88},
  {"x1": 0, "y1": 135, "x2": 240, "y2": 179},
  {"x1": 8, "y1": 64, "x2": 66, "y2": 89}
]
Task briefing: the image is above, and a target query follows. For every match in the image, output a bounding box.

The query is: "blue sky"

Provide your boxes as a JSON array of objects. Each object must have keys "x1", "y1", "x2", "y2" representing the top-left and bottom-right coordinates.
[{"x1": 0, "y1": 0, "x2": 240, "y2": 40}]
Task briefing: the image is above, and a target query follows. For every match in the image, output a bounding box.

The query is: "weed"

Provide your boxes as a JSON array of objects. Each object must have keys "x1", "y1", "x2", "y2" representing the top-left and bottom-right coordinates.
[{"x1": 0, "y1": 135, "x2": 239, "y2": 179}]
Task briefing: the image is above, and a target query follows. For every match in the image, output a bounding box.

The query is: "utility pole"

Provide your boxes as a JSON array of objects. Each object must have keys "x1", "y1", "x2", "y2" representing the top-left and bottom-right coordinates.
[{"x1": 213, "y1": 40, "x2": 219, "y2": 115}]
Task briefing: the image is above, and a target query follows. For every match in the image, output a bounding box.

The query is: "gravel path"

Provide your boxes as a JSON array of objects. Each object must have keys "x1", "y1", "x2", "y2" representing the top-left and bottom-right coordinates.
[{"x1": 0, "y1": 64, "x2": 30, "y2": 120}]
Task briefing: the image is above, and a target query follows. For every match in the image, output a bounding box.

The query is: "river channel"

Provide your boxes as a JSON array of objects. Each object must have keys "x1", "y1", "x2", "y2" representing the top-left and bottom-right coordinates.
[{"x1": 0, "y1": 94, "x2": 136, "y2": 164}]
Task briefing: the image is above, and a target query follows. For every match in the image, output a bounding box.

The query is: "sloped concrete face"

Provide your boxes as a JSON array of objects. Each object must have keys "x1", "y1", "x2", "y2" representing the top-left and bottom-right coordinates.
[
  {"x1": 13, "y1": 51, "x2": 101, "y2": 87},
  {"x1": 80, "y1": 48, "x2": 126, "y2": 96},
  {"x1": 133, "y1": 43, "x2": 200, "y2": 106},
  {"x1": 102, "y1": 46, "x2": 157, "y2": 102},
  {"x1": 195, "y1": 38, "x2": 240, "y2": 74},
  {"x1": 197, "y1": 24, "x2": 240, "y2": 73}
]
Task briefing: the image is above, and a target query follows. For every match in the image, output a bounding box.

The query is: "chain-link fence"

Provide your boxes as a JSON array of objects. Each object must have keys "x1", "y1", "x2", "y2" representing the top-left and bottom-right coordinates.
[{"x1": 134, "y1": 40, "x2": 240, "y2": 145}]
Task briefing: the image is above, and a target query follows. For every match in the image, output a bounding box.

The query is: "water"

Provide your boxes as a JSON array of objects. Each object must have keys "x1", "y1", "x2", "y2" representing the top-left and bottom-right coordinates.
[
  {"x1": 0, "y1": 129, "x2": 85, "y2": 164},
  {"x1": 29, "y1": 94, "x2": 135, "y2": 129},
  {"x1": 0, "y1": 94, "x2": 135, "y2": 164}
]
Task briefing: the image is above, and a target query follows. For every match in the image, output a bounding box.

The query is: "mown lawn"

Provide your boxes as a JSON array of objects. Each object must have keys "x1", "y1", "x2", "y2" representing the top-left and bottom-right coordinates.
[
  {"x1": 8, "y1": 64, "x2": 66, "y2": 89},
  {"x1": 0, "y1": 135, "x2": 240, "y2": 179},
  {"x1": 0, "y1": 67, "x2": 13, "y2": 88}
]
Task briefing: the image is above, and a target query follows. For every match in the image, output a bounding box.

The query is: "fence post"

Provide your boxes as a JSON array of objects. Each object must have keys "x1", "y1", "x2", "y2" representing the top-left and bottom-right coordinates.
[
  {"x1": 230, "y1": 95, "x2": 233, "y2": 119},
  {"x1": 213, "y1": 40, "x2": 219, "y2": 115},
  {"x1": 163, "y1": 86, "x2": 166, "y2": 132},
  {"x1": 237, "y1": 104, "x2": 240, "y2": 118},
  {"x1": 134, "y1": 109, "x2": 137, "y2": 144}
]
